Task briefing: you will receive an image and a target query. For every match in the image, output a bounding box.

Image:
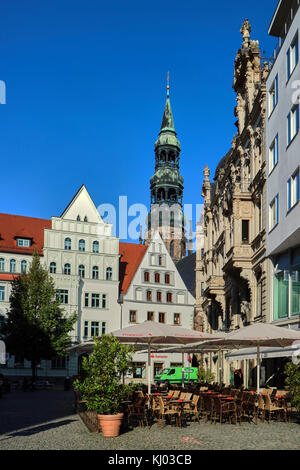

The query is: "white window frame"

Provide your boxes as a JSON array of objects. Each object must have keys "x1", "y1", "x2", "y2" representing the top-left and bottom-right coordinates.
[
  {"x1": 287, "y1": 33, "x2": 299, "y2": 81},
  {"x1": 269, "y1": 134, "x2": 279, "y2": 173},
  {"x1": 287, "y1": 104, "x2": 300, "y2": 146},
  {"x1": 0, "y1": 286, "x2": 5, "y2": 301},
  {"x1": 268, "y1": 74, "x2": 278, "y2": 116},
  {"x1": 269, "y1": 195, "x2": 279, "y2": 231},
  {"x1": 17, "y1": 238, "x2": 31, "y2": 247},
  {"x1": 287, "y1": 169, "x2": 300, "y2": 211}
]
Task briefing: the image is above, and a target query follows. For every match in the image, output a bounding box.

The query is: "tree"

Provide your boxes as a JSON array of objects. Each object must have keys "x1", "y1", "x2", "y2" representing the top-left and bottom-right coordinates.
[{"x1": 1, "y1": 250, "x2": 77, "y2": 380}]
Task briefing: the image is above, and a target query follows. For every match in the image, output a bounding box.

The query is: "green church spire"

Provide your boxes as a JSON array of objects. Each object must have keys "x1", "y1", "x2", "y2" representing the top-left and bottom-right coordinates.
[{"x1": 160, "y1": 72, "x2": 176, "y2": 134}]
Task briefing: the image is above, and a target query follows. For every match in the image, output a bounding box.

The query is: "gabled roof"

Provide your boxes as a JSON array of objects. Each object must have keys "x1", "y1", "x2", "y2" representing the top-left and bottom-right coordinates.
[
  {"x1": 60, "y1": 185, "x2": 104, "y2": 224},
  {"x1": 119, "y1": 242, "x2": 148, "y2": 294},
  {"x1": 0, "y1": 213, "x2": 51, "y2": 255},
  {"x1": 175, "y1": 252, "x2": 196, "y2": 297}
]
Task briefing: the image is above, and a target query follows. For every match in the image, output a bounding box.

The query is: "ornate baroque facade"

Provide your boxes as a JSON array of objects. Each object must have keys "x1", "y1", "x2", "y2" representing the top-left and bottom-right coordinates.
[{"x1": 196, "y1": 20, "x2": 270, "y2": 334}]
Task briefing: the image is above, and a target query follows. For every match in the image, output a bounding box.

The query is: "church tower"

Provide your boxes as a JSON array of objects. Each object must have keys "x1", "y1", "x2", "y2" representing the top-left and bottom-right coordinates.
[{"x1": 145, "y1": 77, "x2": 186, "y2": 261}]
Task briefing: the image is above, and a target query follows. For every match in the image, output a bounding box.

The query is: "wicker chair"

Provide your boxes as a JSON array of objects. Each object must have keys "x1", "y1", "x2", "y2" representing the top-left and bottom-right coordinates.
[
  {"x1": 263, "y1": 393, "x2": 287, "y2": 423},
  {"x1": 127, "y1": 397, "x2": 149, "y2": 428},
  {"x1": 149, "y1": 395, "x2": 161, "y2": 418},
  {"x1": 202, "y1": 395, "x2": 214, "y2": 423},
  {"x1": 157, "y1": 396, "x2": 181, "y2": 427},
  {"x1": 242, "y1": 393, "x2": 259, "y2": 424},
  {"x1": 183, "y1": 395, "x2": 200, "y2": 423},
  {"x1": 211, "y1": 397, "x2": 238, "y2": 425}
]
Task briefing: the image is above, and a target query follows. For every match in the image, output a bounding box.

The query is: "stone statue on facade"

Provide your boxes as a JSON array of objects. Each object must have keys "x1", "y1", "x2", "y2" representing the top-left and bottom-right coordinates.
[{"x1": 240, "y1": 19, "x2": 251, "y2": 48}]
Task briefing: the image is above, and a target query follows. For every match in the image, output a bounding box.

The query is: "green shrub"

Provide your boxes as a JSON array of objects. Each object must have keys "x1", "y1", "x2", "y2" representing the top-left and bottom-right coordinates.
[
  {"x1": 284, "y1": 361, "x2": 300, "y2": 411},
  {"x1": 74, "y1": 335, "x2": 136, "y2": 415}
]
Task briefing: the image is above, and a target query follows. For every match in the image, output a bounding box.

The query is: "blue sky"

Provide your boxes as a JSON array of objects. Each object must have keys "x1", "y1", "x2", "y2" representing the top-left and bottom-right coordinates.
[{"x1": 0, "y1": 0, "x2": 277, "y2": 241}]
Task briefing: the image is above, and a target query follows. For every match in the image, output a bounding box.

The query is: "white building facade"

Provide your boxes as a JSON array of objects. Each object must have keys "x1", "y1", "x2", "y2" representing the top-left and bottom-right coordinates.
[
  {"x1": 119, "y1": 232, "x2": 195, "y2": 384},
  {"x1": 0, "y1": 185, "x2": 120, "y2": 379}
]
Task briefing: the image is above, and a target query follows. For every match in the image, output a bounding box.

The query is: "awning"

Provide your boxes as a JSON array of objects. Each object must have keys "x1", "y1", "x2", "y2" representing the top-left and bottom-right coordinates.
[{"x1": 225, "y1": 341, "x2": 300, "y2": 362}]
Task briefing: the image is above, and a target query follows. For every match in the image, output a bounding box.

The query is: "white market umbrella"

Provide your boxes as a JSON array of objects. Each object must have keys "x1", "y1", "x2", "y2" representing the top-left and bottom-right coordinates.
[
  {"x1": 201, "y1": 323, "x2": 300, "y2": 393},
  {"x1": 111, "y1": 321, "x2": 224, "y2": 394}
]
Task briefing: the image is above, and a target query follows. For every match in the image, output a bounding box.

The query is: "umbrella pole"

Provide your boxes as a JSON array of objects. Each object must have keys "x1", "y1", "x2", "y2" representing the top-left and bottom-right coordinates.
[
  {"x1": 220, "y1": 349, "x2": 224, "y2": 386},
  {"x1": 182, "y1": 352, "x2": 185, "y2": 388},
  {"x1": 257, "y1": 344, "x2": 261, "y2": 394},
  {"x1": 148, "y1": 343, "x2": 151, "y2": 396}
]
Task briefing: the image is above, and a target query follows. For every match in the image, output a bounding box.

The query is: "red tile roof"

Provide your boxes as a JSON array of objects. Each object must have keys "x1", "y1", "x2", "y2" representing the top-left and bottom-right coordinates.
[
  {"x1": 119, "y1": 242, "x2": 148, "y2": 294},
  {"x1": 0, "y1": 273, "x2": 19, "y2": 281},
  {"x1": 0, "y1": 213, "x2": 51, "y2": 255},
  {"x1": 0, "y1": 213, "x2": 148, "y2": 294}
]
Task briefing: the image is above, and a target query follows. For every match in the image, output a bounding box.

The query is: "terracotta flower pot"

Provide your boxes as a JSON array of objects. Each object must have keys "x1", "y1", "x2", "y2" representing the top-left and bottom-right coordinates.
[{"x1": 97, "y1": 413, "x2": 123, "y2": 437}]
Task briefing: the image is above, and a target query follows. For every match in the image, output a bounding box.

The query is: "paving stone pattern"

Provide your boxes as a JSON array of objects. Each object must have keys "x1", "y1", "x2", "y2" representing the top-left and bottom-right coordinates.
[{"x1": 0, "y1": 390, "x2": 299, "y2": 450}]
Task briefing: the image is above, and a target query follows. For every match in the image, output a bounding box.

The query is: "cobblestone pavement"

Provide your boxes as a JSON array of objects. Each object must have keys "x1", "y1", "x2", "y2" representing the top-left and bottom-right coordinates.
[{"x1": 0, "y1": 390, "x2": 300, "y2": 451}]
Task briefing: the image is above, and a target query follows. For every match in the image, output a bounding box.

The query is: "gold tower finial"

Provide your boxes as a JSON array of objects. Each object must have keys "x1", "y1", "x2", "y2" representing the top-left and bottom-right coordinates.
[{"x1": 167, "y1": 71, "x2": 170, "y2": 96}]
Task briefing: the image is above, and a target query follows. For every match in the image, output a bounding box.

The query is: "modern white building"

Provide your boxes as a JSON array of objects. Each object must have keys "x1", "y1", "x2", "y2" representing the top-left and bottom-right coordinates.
[
  {"x1": 266, "y1": 0, "x2": 300, "y2": 329},
  {"x1": 118, "y1": 231, "x2": 195, "y2": 383}
]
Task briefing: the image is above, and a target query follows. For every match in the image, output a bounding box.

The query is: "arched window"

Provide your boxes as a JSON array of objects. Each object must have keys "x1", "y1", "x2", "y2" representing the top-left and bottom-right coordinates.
[
  {"x1": 78, "y1": 239, "x2": 85, "y2": 252},
  {"x1": 93, "y1": 241, "x2": 99, "y2": 253},
  {"x1": 92, "y1": 266, "x2": 99, "y2": 280},
  {"x1": 155, "y1": 273, "x2": 160, "y2": 283},
  {"x1": 64, "y1": 263, "x2": 71, "y2": 275},
  {"x1": 64, "y1": 238, "x2": 71, "y2": 250},
  {"x1": 157, "y1": 291, "x2": 162, "y2": 302},
  {"x1": 10, "y1": 259, "x2": 16, "y2": 273},
  {"x1": 84, "y1": 216, "x2": 88, "y2": 222},
  {"x1": 78, "y1": 265, "x2": 85, "y2": 278},
  {"x1": 170, "y1": 211, "x2": 174, "y2": 228},
  {"x1": 170, "y1": 241, "x2": 174, "y2": 259},
  {"x1": 147, "y1": 291, "x2": 152, "y2": 302},
  {"x1": 21, "y1": 260, "x2": 27, "y2": 273},
  {"x1": 76, "y1": 215, "x2": 81, "y2": 221},
  {"x1": 106, "y1": 267, "x2": 112, "y2": 281},
  {"x1": 0, "y1": 258, "x2": 4, "y2": 272},
  {"x1": 159, "y1": 211, "x2": 163, "y2": 227},
  {"x1": 49, "y1": 262, "x2": 56, "y2": 274}
]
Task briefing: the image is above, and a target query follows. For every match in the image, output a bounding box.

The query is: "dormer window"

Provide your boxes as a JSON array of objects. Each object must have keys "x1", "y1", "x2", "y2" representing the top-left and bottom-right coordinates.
[
  {"x1": 76, "y1": 215, "x2": 81, "y2": 221},
  {"x1": 84, "y1": 216, "x2": 88, "y2": 222},
  {"x1": 17, "y1": 238, "x2": 31, "y2": 248}
]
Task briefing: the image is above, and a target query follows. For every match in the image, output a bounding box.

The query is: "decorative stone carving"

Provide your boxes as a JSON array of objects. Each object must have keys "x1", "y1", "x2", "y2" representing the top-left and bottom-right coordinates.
[
  {"x1": 240, "y1": 19, "x2": 251, "y2": 48},
  {"x1": 235, "y1": 93, "x2": 246, "y2": 133},
  {"x1": 241, "y1": 301, "x2": 251, "y2": 323}
]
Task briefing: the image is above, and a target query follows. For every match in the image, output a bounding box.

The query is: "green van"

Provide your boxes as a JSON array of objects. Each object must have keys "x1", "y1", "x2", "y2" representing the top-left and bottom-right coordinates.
[{"x1": 154, "y1": 367, "x2": 198, "y2": 385}]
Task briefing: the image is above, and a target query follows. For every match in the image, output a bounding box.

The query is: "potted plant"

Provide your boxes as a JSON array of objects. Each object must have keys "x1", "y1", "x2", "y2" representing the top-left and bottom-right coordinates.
[
  {"x1": 197, "y1": 367, "x2": 215, "y2": 384},
  {"x1": 74, "y1": 335, "x2": 135, "y2": 437}
]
